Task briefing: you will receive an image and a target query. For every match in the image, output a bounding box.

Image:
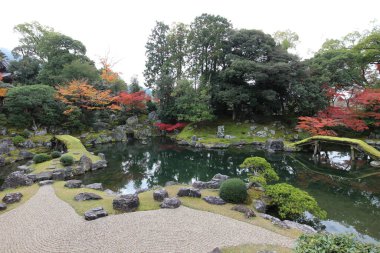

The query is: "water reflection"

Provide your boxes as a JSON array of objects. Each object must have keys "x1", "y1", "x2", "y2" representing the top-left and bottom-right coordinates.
[{"x1": 81, "y1": 137, "x2": 380, "y2": 242}]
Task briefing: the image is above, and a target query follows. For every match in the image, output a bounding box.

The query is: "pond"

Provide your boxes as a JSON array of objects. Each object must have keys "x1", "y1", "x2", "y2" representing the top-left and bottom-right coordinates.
[{"x1": 79, "y1": 137, "x2": 380, "y2": 243}]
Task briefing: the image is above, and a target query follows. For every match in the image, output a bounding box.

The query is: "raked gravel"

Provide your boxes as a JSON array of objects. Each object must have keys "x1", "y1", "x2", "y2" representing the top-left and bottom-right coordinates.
[{"x1": 0, "y1": 186, "x2": 294, "y2": 253}]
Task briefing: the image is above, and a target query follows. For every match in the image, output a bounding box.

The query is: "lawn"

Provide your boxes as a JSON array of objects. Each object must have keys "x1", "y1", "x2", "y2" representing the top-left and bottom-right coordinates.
[{"x1": 0, "y1": 184, "x2": 40, "y2": 215}]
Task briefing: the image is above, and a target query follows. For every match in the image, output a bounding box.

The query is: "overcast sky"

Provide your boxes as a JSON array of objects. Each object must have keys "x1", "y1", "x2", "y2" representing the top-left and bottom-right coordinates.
[{"x1": 2, "y1": 0, "x2": 379, "y2": 85}]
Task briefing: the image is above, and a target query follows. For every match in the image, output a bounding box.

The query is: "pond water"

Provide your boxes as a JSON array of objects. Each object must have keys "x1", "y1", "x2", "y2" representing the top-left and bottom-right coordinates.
[{"x1": 80, "y1": 137, "x2": 380, "y2": 243}]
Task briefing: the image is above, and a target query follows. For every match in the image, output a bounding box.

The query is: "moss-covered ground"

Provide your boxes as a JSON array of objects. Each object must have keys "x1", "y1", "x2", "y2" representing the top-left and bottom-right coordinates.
[
  {"x1": 221, "y1": 243, "x2": 292, "y2": 253},
  {"x1": 0, "y1": 184, "x2": 39, "y2": 215}
]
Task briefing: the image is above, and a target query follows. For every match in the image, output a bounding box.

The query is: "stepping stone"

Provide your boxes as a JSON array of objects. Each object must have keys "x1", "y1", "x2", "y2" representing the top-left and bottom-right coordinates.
[
  {"x1": 0, "y1": 203, "x2": 7, "y2": 211},
  {"x1": 84, "y1": 207, "x2": 108, "y2": 221},
  {"x1": 2, "y1": 192, "x2": 23, "y2": 204},
  {"x1": 160, "y1": 197, "x2": 181, "y2": 209},
  {"x1": 85, "y1": 183, "x2": 103, "y2": 191},
  {"x1": 64, "y1": 180, "x2": 82, "y2": 188},
  {"x1": 74, "y1": 192, "x2": 102, "y2": 201},
  {"x1": 177, "y1": 188, "x2": 201, "y2": 198},
  {"x1": 203, "y1": 196, "x2": 226, "y2": 205},
  {"x1": 38, "y1": 180, "x2": 54, "y2": 186},
  {"x1": 153, "y1": 189, "x2": 168, "y2": 201}
]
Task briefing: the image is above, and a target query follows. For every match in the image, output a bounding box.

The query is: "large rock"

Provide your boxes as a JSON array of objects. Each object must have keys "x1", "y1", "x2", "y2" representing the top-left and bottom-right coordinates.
[
  {"x1": 126, "y1": 115, "x2": 138, "y2": 126},
  {"x1": 19, "y1": 140, "x2": 36, "y2": 149},
  {"x1": 72, "y1": 166, "x2": 85, "y2": 176},
  {"x1": 85, "y1": 183, "x2": 103, "y2": 191},
  {"x1": 113, "y1": 194, "x2": 139, "y2": 212},
  {"x1": 74, "y1": 192, "x2": 102, "y2": 201},
  {"x1": 370, "y1": 161, "x2": 380, "y2": 168},
  {"x1": 98, "y1": 153, "x2": 106, "y2": 160},
  {"x1": 283, "y1": 220, "x2": 317, "y2": 234},
  {"x1": 254, "y1": 200, "x2": 267, "y2": 213},
  {"x1": 64, "y1": 180, "x2": 83, "y2": 188},
  {"x1": 231, "y1": 205, "x2": 256, "y2": 218},
  {"x1": 2, "y1": 171, "x2": 33, "y2": 189},
  {"x1": 2, "y1": 192, "x2": 23, "y2": 204},
  {"x1": 79, "y1": 155, "x2": 92, "y2": 172},
  {"x1": 203, "y1": 196, "x2": 226, "y2": 205},
  {"x1": 0, "y1": 156, "x2": 5, "y2": 167},
  {"x1": 52, "y1": 169, "x2": 72, "y2": 181},
  {"x1": 84, "y1": 207, "x2": 108, "y2": 221},
  {"x1": 92, "y1": 160, "x2": 107, "y2": 170},
  {"x1": 160, "y1": 197, "x2": 181, "y2": 209},
  {"x1": 259, "y1": 213, "x2": 289, "y2": 229},
  {"x1": 18, "y1": 150, "x2": 34, "y2": 159},
  {"x1": 177, "y1": 188, "x2": 201, "y2": 198},
  {"x1": 0, "y1": 127, "x2": 7, "y2": 136},
  {"x1": 0, "y1": 139, "x2": 14, "y2": 155},
  {"x1": 112, "y1": 125, "x2": 127, "y2": 141},
  {"x1": 0, "y1": 203, "x2": 7, "y2": 211},
  {"x1": 192, "y1": 173, "x2": 229, "y2": 189},
  {"x1": 265, "y1": 139, "x2": 284, "y2": 152},
  {"x1": 38, "y1": 180, "x2": 54, "y2": 186},
  {"x1": 153, "y1": 189, "x2": 169, "y2": 201},
  {"x1": 33, "y1": 171, "x2": 53, "y2": 181}
]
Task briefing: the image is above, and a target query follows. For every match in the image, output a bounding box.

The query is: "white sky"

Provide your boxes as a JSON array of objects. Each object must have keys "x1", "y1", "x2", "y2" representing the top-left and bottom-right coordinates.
[{"x1": 2, "y1": 0, "x2": 380, "y2": 85}]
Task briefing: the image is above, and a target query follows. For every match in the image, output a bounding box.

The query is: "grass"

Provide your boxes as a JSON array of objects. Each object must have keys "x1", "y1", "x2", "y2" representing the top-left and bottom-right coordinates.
[
  {"x1": 0, "y1": 184, "x2": 39, "y2": 215},
  {"x1": 292, "y1": 135, "x2": 380, "y2": 159},
  {"x1": 31, "y1": 135, "x2": 101, "y2": 174},
  {"x1": 221, "y1": 243, "x2": 292, "y2": 253}
]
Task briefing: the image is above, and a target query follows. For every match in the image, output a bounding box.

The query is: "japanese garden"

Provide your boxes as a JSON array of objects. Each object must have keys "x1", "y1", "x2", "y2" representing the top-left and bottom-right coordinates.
[{"x1": 0, "y1": 12, "x2": 380, "y2": 253}]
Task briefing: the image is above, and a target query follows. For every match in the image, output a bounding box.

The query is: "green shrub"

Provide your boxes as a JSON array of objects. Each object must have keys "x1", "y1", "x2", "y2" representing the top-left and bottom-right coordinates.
[
  {"x1": 12, "y1": 135, "x2": 26, "y2": 146},
  {"x1": 0, "y1": 114, "x2": 7, "y2": 126},
  {"x1": 240, "y1": 157, "x2": 279, "y2": 185},
  {"x1": 295, "y1": 233, "x2": 380, "y2": 253},
  {"x1": 219, "y1": 178, "x2": 248, "y2": 204},
  {"x1": 266, "y1": 183, "x2": 327, "y2": 220},
  {"x1": 20, "y1": 129, "x2": 32, "y2": 138},
  {"x1": 60, "y1": 155, "x2": 74, "y2": 166},
  {"x1": 33, "y1": 153, "x2": 52, "y2": 164},
  {"x1": 51, "y1": 151, "x2": 61, "y2": 158}
]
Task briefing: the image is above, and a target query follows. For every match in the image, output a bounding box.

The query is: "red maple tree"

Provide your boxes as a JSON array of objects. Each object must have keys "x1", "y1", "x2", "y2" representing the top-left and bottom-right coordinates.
[
  {"x1": 115, "y1": 91, "x2": 151, "y2": 113},
  {"x1": 155, "y1": 122, "x2": 188, "y2": 132}
]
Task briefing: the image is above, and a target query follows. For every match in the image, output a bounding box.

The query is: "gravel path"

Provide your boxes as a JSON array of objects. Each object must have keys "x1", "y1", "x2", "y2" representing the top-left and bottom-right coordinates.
[{"x1": 0, "y1": 186, "x2": 294, "y2": 253}]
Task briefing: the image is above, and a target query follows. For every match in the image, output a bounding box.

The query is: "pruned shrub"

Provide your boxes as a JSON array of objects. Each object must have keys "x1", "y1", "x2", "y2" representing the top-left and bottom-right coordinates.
[
  {"x1": 51, "y1": 151, "x2": 61, "y2": 159},
  {"x1": 295, "y1": 233, "x2": 380, "y2": 253},
  {"x1": 240, "y1": 157, "x2": 279, "y2": 186},
  {"x1": 266, "y1": 183, "x2": 327, "y2": 220},
  {"x1": 60, "y1": 155, "x2": 74, "y2": 166},
  {"x1": 219, "y1": 178, "x2": 248, "y2": 204},
  {"x1": 33, "y1": 153, "x2": 51, "y2": 164},
  {"x1": 12, "y1": 135, "x2": 26, "y2": 146},
  {"x1": 20, "y1": 129, "x2": 32, "y2": 138}
]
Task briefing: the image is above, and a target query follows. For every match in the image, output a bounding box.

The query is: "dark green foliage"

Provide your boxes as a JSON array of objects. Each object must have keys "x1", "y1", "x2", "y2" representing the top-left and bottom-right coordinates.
[
  {"x1": 0, "y1": 114, "x2": 7, "y2": 126},
  {"x1": 12, "y1": 135, "x2": 26, "y2": 146},
  {"x1": 240, "y1": 157, "x2": 279, "y2": 186},
  {"x1": 266, "y1": 183, "x2": 327, "y2": 220},
  {"x1": 60, "y1": 155, "x2": 74, "y2": 166},
  {"x1": 295, "y1": 233, "x2": 380, "y2": 253},
  {"x1": 8, "y1": 57, "x2": 40, "y2": 85},
  {"x1": 146, "y1": 101, "x2": 157, "y2": 113},
  {"x1": 60, "y1": 59, "x2": 100, "y2": 83},
  {"x1": 51, "y1": 151, "x2": 61, "y2": 158},
  {"x1": 33, "y1": 153, "x2": 51, "y2": 163},
  {"x1": 20, "y1": 129, "x2": 32, "y2": 139},
  {"x1": 4, "y1": 85, "x2": 62, "y2": 128},
  {"x1": 219, "y1": 178, "x2": 248, "y2": 204}
]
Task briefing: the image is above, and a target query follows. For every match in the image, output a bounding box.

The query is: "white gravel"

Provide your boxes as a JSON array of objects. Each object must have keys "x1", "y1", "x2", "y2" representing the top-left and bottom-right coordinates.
[{"x1": 0, "y1": 186, "x2": 294, "y2": 253}]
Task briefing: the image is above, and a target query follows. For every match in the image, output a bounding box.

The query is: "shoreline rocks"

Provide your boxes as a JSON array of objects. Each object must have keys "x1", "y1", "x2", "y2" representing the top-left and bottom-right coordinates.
[
  {"x1": 192, "y1": 173, "x2": 229, "y2": 189},
  {"x1": 153, "y1": 189, "x2": 169, "y2": 202},
  {"x1": 64, "y1": 180, "x2": 83, "y2": 188},
  {"x1": 2, "y1": 171, "x2": 33, "y2": 189},
  {"x1": 74, "y1": 192, "x2": 102, "y2": 201}
]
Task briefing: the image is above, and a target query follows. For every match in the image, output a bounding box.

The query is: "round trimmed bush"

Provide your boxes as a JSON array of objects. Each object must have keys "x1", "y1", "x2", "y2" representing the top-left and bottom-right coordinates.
[
  {"x1": 51, "y1": 151, "x2": 62, "y2": 159},
  {"x1": 21, "y1": 129, "x2": 32, "y2": 138},
  {"x1": 12, "y1": 135, "x2": 26, "y2": 146},
  {"x1": 60, "y1": 155, "x2": 74, "y2": 166},
  {"x1": 33, "y1": 153, "x2": 51, "y2": 164},
  {"x1": 219, "y1": 178, "x2": 248, "y2": 204}
]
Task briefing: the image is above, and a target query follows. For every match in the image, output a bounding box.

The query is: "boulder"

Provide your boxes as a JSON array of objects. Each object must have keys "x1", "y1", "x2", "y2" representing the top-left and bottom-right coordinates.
[
  {"x1": 72, "y1": 166, "x2": 85, "y2": 176},
  {"x1": 18, "y1": 150, "x2": 34, "y2": 159},
  {"x1": 34, "y1": 128, "x2": 47, "y2": 136},
  {"x1": 203, "y1": 196, "x2": 226, "y2": 205},
  {"x1": 254, "y1": 200, "x2": 267, "y2": 213},
  {"x1": 33, "y1": 171, "x2": 53, "y2": 181},
  {"x1": 74, "y1": 192, "x2": 102, "y2": 201},
  {"x1": 85, "y1": 183, "x2": 103, "y2": 191},
  {"x1": 126, "y1": 115, "x2": 139, "y2": 126},
  {"x1": 92, "y1": 160, "x2": 107, "y2": 170},
  {"x1": 216, "y1": 125, "x2": 225, "y2": 138},
  {"x1": 0, "y1": 127, "x2": 7, "y2": 136},
  {"x1": 17, "y1": 165, "x2": 32, "y2": 174},
  {"x1": 2, "y1": 171, "x2": 33, "y2": 189},
  {"x1": 255, "y1": 131, "x2": 268, "y2": 138},
  {"x1": 370, "y1": 161, "x2": 380, "y2": 168},
  {"x1": 20, "y1": 140, "x2": 36, "y2": 149},
  {"x1": 283, "y1": 220, "x2": 317, "y2": 234},
  {"x1": 79, "y1": 155, "x2": 92, "y2": 172},
  {"x1": 64, "y1": 180, "x2": 83, "y2": 188},
  {"x1": 0, "y1": 203, "x2": 7, "y2": 211},
  {"x1": 2, "y1": 192, "x2": 23, "y2": 204},
  {"x1": 52, "y1": 169, "x2": 70, "y2": 181},
  {"x1": 84, "y1": 207, "x2": 108, "y2": 221},
  {"x1": 0, "y1": 139, "x2": 14, "y2": 155},
  {"x1": 231, "y1": 205, "x2": 256, "y2": 218},
  {"x1": 265, "y1": 139, "x2": 284, "y2": 152},
  {"x1": 259, "y1": 213, "x2": 289, "y2": 229},
  {"x1": 38, "y1": 180, "x2": 54, "y2": 186},
  {"x1": 160, "y1": 197, "x2": 181, "y2": 209},
  {"x1": 112, "y1": 125, "x2": 127, "y2": 141},
  {"x1": 153, "y1": 189, "x2": 169, "y2": 202},
  {"x1": 177, "y1": 188, "x2": 201, "y2": 198},
  {"x1": 113, "y1": 194, "x2": 139, "y2": 212},
  {"x1": 192, "y1": 174, "x2": 229, "y2": 189},
  {"x1": 98, "y1": 153, "x2": 106, "y2": 160}
]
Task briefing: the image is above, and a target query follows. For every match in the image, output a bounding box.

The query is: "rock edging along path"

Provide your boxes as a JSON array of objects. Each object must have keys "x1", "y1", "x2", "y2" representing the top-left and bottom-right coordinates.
[{"x1": 0, "y1": 186, "x2": 294, "y2": 253}]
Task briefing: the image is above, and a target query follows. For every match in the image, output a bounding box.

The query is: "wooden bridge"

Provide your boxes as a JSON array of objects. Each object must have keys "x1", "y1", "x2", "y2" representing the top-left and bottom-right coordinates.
[{"x1": 292, "y1": 136, "x2": 380, "y2": 160}]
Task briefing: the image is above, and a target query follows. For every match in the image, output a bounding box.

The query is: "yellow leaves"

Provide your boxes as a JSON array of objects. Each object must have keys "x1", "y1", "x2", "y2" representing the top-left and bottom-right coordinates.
[
  {"x1": 0, "y1": 88, "x2": 7, "y2": 97},
  {"x1": 99, "y1": 57, "x2": 120, "y2": 84}
]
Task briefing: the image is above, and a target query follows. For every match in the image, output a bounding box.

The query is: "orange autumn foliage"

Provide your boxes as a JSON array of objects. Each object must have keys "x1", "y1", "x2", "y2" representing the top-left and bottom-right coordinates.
[
  {"x1": 0, "y1": 88, "x2": 7, "y2": 97},
  {"x1": 56, "y1": 80, "x2": 121, "y2": 114},
  {"x1": 100, "y1": 57, "x2": 120, "y2": 83}
]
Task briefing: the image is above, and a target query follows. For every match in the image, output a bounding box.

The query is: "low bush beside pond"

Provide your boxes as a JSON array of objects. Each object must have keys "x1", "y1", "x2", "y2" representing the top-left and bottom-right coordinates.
[
  {"x1": 219, "y1": 178, "x2": 248, "y2": 204},
  {"x1": 60, "y1": 155, "x2": 74, "y2": 166},
  {"x1": 51, "y1": 151, "x2": 62, "y2": 158}
]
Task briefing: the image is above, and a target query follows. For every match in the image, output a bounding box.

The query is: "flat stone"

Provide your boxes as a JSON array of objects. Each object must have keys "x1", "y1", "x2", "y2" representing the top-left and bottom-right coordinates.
[
  {"x1": 85, "y1": 183, "x2": 103, "y2": 191},
  {"x1": 84, "y1": 207, "x2": 108, "y2": 221},
  {"x1": 16, "y1": 165, "x2": 32, "y2": 173},
  {"x1": 0, "y1": 203, "x2": 7, "y2": 210},
  {"x1": 231, "y1": 205, "x2": 256, "y2": 218},
  {"x1": 177, "y1": 188, "x2": 201, "y2": 198},
  {"x1": 104, "y1": 189, "x2": 117, "y2": 196},
  {"x1": 64, "y1": 180, "x2": 83, "y2": 188},
  {"x1": 203, "y1": 196, "x2": 226, "y2": 205},
  {"x1": 160, "y1": 197, "x2": 181, "y2": 209},
  {"x1": 113, "y1": 194, "x2": 139, "y2": 212},
  {"x1": 74, "y1": 192, "x2": 102, "y2": 201},
  {"x1": 34, "y1": 171, "x2": 53, "y2": 181},
  {"x1": 153, "y1": 189, "x2": 169, "y2": 202},
  {"x1": 2, "y1": 192, "x2": 23, "y2": 204},
  {"x1": 38, "y1": 180, "x2": 54, "y2": 186}
]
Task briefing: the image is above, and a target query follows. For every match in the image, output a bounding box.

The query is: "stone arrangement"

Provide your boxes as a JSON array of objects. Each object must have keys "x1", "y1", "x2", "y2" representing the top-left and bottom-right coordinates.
[
  {"x1": 74, "y1": 192, "x2": 102, "y2": 201},
  {"x1": 153, "y1": 189, "x2": 169, "y2": 202},
  {"x1": 231, "y1": 205, "x2": 256, "y2": 218},
  {"x1": 202, "y1": 196, "x2": 226, "y2": 205},
  {"x1": 192, "y1": 173, "x2": 229, "y2": 189},
  {"x1": 64, "y1": 180, "x2": 83, "y2": 188}
]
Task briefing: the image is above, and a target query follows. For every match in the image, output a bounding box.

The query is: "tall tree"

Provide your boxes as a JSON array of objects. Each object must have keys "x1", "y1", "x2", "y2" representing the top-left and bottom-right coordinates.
[
  {"x1": 273, "y1": 29, "x2": 299, "y2": 51},
  {"x1": 167, "y1": 23, "x2": 189, "y2": 81}
]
